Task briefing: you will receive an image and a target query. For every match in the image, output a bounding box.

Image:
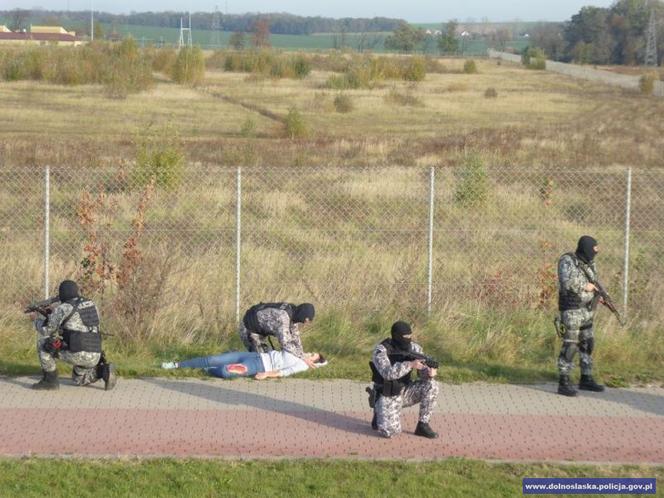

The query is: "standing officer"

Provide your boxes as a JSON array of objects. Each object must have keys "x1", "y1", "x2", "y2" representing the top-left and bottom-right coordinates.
[
  {"x1": 557, "y1": 235, "x2": 605, "y2": 396},
  {"x1": 29, "y1": 280, "x2": 116, "y2": 391},
  {"x1": 239, "y1": 302, "x2": 314, "y2": 358},
  {"x1": 369, "y1": 321, "x2": 439, "y2": 439}
]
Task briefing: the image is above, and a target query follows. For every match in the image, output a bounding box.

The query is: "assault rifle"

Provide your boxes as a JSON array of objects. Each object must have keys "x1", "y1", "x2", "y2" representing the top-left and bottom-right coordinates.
[
  {"x1": 24, "y1": 296, "x2": 59, "y2": 317},
  {"x1": 366, "y1": 350, "x2": 440, "y2": 408},
  {"x1": 590, "y1": 279, "x2": 625, "y2": 326},
  {"x1": 576, "y1": 263, "x2": 625, "y2": 326},
  {"x1": 405, "y1": 351, "x2": 439, "y2": 370},
  {"x1": 390, "y1": 350, "x2": 440, "y2": 370}
]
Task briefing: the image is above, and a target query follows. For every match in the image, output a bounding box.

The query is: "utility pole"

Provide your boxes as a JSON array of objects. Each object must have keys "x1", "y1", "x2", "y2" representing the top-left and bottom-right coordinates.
[
  {"x1": 644, "y1": 0, "x2": 657, "y2": 67},
  {"x1": 178, "y1": 13, "x2": 193, "y2": 49},
  {"x1": 645, "y1": 8, "x2": 658, "y2": 66},
  {"x1": 90, "y1": 0, "x2": 94, "y2": 41},
  {"x1": 210, "y1": 5, "x2": 221, "y2": 48}
]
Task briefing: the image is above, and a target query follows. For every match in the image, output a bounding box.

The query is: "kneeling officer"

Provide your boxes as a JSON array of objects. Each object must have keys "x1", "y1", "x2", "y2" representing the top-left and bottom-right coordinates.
[
  {"x1": 369, "y1": 321, "x2": 439, "y2": 439},
  {"x1": 28, "y1": 280, "x2": 117, "y2": 391}
]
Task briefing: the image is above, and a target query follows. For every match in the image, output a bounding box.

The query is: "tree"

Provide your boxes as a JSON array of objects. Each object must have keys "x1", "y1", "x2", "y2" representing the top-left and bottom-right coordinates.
[
  {"x1": 229, "y1": 31, "x2": 246, "y2": 50},
  {"x1": 438, "y1": 20, "x2": 459, "y2": 54},
  {"x1": 531, "y1": 23, "x2": 566, "y2": 61},
  {"x1": 487, "y1": 28, "x2": 512, "y2": 51},
  {"x1": 94, "y1": 21, "x2": 105, "y2": 40},
  {"x1": 384, "y1": 21, "x2": 425, "y2": 52},
  {"x1": 561, "y1": 0, "x2": 662, "y2": 65},
  {"x1": 9, "y1": 9, "x2": 30, "y2": 31},
  {"x1": 172, "y1": 46, "x2": 206, "y2": 86},
  {"x1": 42, "y1": 15, "x2": 61, "y2": 26},
  {"x1": 252, "y1": 18, "x2": 271, "y2": 48},
  {"x1": 564, "y1": 6, "x2": 612, "y2": 63}
]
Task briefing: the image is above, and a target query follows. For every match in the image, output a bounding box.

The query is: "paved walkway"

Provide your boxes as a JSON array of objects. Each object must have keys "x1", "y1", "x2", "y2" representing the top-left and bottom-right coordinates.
[{"x1": 1, "y1": 376, "x2": 663, "y2": 463}]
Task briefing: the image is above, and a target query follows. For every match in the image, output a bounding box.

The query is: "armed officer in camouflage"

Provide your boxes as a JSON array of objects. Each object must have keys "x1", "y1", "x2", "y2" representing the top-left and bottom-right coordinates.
[
  {"x1": 29, "y1": 280, "x2": 117, "y2": 391},
  {"x1": 369, "y1": 321, "x2": 439, "y2": 439},
  {"x1": 239, "y1": 302, "x2": 315, "y2": 358},
  {"x1": 557, "y1": 236, "x2": 606, "y2": 397}
]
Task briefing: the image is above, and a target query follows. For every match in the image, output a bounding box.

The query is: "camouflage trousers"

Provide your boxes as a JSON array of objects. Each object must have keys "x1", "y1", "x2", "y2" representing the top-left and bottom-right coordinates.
[
  {"x1": 37, "y1": 337, "x2": 101, "y2": 386},
  {"x1": 238, "y1": 323, "x2": 271, "y2": 353},
  {"x1": 557, "y1": 308, "x2": 595, "y2": 377},
  {"x1": 375, "y1": 378, "x2": 439, "y2": 438}
]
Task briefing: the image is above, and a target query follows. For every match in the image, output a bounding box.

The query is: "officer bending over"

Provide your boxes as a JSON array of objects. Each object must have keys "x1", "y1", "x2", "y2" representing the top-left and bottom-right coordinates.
[{"x1": 239, "y1": 302, "x2": 315, "y2": 358}]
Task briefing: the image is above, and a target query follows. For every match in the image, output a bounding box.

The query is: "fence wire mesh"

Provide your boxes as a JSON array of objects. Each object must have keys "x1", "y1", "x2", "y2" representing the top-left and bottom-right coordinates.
[{"x1": 1, "y1": 165, "x2": 662, "y2": 341}]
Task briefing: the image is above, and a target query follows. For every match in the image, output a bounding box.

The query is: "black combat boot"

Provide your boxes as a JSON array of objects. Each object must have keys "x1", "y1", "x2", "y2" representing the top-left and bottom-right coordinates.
[
  {"x1": 579, "y1": 375, "x2": 605, "y2": 392},
  {"x1": 32, "y1": 370, "x2": 60, "y2": 390},
  {"x1": 102, "y1": 363, "x2": 117, "y2": 391},
  {"x1": 414, "y1": 421, "x2": 438, "y2": 439},
  {"x1": 371, "y1": 412, "x2": 378, "y2": 430},
  {"x1": 557, "y1": 375, "x2": 577, "y2": 397}
]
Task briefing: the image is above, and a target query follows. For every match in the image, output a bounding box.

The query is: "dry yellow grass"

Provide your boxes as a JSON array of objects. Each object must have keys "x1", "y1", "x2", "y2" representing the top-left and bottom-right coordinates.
[{"x1": 1, "y1": 53, "x2": 662, "y2": 384}]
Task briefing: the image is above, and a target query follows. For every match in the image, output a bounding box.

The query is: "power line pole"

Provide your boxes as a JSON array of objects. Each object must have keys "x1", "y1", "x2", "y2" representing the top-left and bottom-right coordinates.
[
  {"x1": 178, "y1": 13, "x2": 193, "y2": 49},
  {"x1": 645, "y1": 8, "x2": 658, "y2": 66},
  {"x1": 210, "y1": 5, "x2": 221, "y2": 48},
  {"x1": 90, "y1": 0, "x2": 94, "y2": 41}
]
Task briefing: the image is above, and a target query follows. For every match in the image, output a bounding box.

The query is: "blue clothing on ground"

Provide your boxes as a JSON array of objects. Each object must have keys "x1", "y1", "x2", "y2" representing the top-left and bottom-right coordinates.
[{"x1": 178, "y1": 351, "x2": 265, "y2": 378}]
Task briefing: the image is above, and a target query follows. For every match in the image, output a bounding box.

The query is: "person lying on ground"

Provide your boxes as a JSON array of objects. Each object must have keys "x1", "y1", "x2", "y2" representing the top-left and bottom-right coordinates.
[{"x1": 161, "y1": 350, "x2": 327, "y2": 379}]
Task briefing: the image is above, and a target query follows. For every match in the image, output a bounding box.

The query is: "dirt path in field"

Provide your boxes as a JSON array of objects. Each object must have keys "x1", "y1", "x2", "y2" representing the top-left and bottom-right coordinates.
[
  {"x1": 1, "y1": 376, "x2": 662, "y2": 463},
  {"x1": 202, "y1": 87, "x2": 286, "y2": 123}
]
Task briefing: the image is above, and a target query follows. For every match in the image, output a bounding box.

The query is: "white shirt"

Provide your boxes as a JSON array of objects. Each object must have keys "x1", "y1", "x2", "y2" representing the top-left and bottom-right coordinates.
[{"x1": 259, "y1": 350, "x2": 309, "y2": 377}]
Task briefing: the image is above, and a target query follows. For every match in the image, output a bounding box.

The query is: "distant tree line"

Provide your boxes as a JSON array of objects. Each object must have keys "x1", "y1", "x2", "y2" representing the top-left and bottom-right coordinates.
[
  {"x1": 0, "y1": 9, "x2": 403, "y2": 35},
  {"x1": 530, "y1": 0, "x2": 664, "y2": 65},
  {"x1": 382, "y1": 21, "x2": 466, "y2": 55}
]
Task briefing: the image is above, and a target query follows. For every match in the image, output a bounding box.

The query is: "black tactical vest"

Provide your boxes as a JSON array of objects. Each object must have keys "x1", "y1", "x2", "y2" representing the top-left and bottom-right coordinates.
[
  {"x1": 558, "y1": 253, "x2": 592, "y2": 312},
  {"x1": 242, "y1": 302, "x2": 295, "y2": 336},
  {"x1": 370, "y1": 339, "x2": 414, "y2": 397},
  {"x1": 61, "y1": 297, "x2": 102, "y2": 353}
]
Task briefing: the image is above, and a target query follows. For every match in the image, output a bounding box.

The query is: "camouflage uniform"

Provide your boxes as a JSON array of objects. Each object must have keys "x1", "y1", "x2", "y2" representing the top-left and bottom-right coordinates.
[
  {"x1": 239, "y1": 307, "x2": 305, "y2": 358},
  {"x1": 557, "y1": 254, "x2": 597, "y2": 377},
  {"x1": 35, "y1": 301, "x2": 102, "y2": 386},
  {"x1": 372, "y1": 341, "x2": 439, "y2": 438}
]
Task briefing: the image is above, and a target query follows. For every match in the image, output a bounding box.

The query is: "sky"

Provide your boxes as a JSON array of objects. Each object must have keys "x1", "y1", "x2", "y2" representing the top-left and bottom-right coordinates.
[{"x1": 5, "y1": 0, "x2": 616, "y2": 23}]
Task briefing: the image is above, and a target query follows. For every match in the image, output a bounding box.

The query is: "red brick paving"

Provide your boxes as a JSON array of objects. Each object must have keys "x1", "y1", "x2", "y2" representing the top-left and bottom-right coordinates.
[{"x1": 1, "y1": 377, "x2": 662, "y2": 463}]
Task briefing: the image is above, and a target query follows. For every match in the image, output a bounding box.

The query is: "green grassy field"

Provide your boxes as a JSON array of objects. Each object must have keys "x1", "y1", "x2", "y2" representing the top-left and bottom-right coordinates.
[
  {"x1": 94, "y1": 23, "x2": 527, "y2": 54},
  {"x1": 0, "y1": 458, "x2": 660, "y2": 498}
]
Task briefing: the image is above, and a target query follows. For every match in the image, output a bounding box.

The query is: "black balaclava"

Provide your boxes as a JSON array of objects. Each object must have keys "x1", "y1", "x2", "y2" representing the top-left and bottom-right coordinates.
[
  {"x1": 575, "y1": 235, "x2": 598, "y2": 264},
  {"x1": 58, "y1": 280, "x2": 79, "y2": 302},
  {"x1": 390, "y1": 321, "x2": 412, "y2": 351},
  {"x1": 293, "y1": 303, "x2": 315, "y2": 323}
]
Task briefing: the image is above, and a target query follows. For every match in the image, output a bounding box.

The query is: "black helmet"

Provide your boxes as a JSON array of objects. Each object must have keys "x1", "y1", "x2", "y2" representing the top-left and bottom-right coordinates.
[
  {"x1": 293, "y1": 303, "x2": 315, "y2": 323},
  {"x1": 58, "y1": 280, "x2": 79, "y2": 302}
]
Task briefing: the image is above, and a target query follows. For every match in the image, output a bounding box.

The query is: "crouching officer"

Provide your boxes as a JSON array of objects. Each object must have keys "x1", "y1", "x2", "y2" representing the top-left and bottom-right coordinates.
[
  {"x1": 369, "y1": 321, "x2": 439, "y2": 439},
  {"x1": 239, "y1": 302, "x2": 315, "y2": 358},
  {"x1": 29, "y1": 280, "x2": 117, "y2": 391}
]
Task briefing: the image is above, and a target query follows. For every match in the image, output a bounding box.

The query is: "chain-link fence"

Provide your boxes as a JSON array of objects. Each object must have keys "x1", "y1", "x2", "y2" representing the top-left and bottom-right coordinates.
[{"x1": 1, "y1": 165, "x2": 662, "y2": 340}]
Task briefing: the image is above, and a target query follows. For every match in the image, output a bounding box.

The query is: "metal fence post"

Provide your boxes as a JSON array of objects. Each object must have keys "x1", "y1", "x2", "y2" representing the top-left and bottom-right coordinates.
[
  {"x1": 427, "y1": 166, "x2": 435, "y2": 315},
  {"x1": 44, "y1": 165, "x2": 50, "y2": 299},
  {"x1": 622, "y1": 167, "x2": 632, "y2": 319},
  {"x1": 235, "y1": 166, "x2": 242, "y2": 324}
]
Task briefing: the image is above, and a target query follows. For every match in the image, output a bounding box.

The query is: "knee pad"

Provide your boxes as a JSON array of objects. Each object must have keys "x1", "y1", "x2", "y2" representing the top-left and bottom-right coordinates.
[
  {"x1": 579, "y1": 336, "x2": 594, "y2": 355},
  {"x1": 560, "y1": 342, "x2": 577, "y2": 363},
  {"x1": 226, "y1": 363, "x2": 248, "y2": 375}
]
